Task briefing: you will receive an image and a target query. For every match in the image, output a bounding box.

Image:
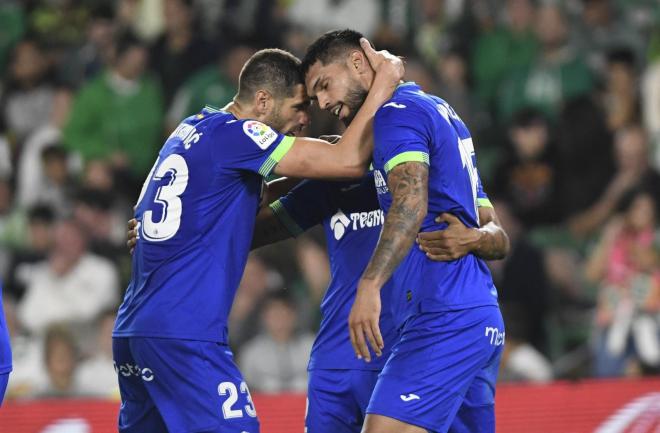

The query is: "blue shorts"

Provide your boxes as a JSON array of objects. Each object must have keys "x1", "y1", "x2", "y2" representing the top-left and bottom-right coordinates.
[
  {"x1": 306, "y1": 369, "x2": 380, "y2": 433},
  {"x1": 113, "y1": 337, "x2": 259, "y2": 433},
  {"x1": 0, "y1": 372, "x2": 9, "y2": 406},
  {"x1": 366, "y1": 306, "x2": 504, "y2": 433}
]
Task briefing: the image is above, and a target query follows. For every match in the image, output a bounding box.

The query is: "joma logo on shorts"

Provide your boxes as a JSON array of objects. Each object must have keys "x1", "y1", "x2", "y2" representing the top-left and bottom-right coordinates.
[
  {"x1": 484, "y1": 327, "x2": 505, "y2": 346},
  {"x1": 114, "y1": 362, "x2": 155, "y2": 382}
]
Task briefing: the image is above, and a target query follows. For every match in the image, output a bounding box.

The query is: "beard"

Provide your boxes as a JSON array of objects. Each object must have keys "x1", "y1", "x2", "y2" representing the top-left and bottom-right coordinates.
[
  {"x1": 342, "y1": 82, "x2": 368, "y2": 126},
  {"x1": 265, "y1": 104, "x2": 288, "y2": 134}
]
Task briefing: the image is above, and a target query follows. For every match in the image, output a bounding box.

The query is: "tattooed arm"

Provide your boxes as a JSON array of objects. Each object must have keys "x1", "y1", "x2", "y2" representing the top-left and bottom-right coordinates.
[
  {"x1": 348, "y1": 161, "x2": 429, "y2": 361},
  {"x1": 416, "y1": 206, "x2": 509, "y2": 261}
]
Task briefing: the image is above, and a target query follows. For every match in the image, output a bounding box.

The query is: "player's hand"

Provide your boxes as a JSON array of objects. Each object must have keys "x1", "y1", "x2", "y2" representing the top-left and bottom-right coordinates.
[
  {"x1": 417, "y1": 213, "x2": 481, "y2": 261},
  {"x1": 127, "y1": 218, "x2": 138, "y2": 254},
  {"x1": 348, "y1": 282, "x2": 383, "y2": 362},
  {"x1": 359, "y1": 37, "x2": 404, "y2": 84}
]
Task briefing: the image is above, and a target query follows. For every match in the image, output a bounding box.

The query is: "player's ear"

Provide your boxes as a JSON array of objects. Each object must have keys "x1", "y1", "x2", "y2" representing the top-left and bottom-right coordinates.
[
  {"x1": 254, "y1": 89, "x2": 274, "y2": 116},
  {"x1": 349, "y1": 50, "x2": 367, "y2": 74}
]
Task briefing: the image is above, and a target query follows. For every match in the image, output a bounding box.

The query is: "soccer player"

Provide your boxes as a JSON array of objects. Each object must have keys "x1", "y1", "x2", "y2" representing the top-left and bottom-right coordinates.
[
  {"x1": 0, "y1": 280, "x2": 11, "y2": 405},
  {"x1": 126, "y1": 160, "x2": 508, "y2": 433},
  {"x1": 302, "y1": 30, "x2": 507, "y2": 433},
  {"x1": 112, "y1": 43, "x2": 403, "y2": 433}
]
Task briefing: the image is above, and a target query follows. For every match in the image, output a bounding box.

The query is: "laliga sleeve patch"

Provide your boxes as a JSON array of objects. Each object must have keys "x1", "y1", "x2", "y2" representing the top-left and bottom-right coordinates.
[{"x1": 243, "y1": 120, "x2": 279, "y2": 149}]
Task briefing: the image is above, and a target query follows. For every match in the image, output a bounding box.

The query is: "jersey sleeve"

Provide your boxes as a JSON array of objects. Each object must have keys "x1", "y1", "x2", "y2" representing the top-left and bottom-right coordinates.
[
  {"x1": 373, "y1": 103, "x2": 430, "y2": 174},
  {"x1": 269, "y1": 180, "x2": 335, "y2": 236},
  {"x1": 216, "y1": 119, "x2": 295, "y2": 177}
]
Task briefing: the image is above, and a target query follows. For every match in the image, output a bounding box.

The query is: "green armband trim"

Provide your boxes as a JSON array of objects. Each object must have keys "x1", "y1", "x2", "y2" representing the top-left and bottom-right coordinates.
[
  {"x1": 258, "y1": 136, "x2": 295, "y2": 177},
  {"x1": 477, "y1": 198, "x2": 493, "y2": 208},
  {"x1": 384, "y1": 151, "x2": 429, "y2": 173},
  {"x1": 269, "y1": 199, "x2": 304, "y2": 236}
]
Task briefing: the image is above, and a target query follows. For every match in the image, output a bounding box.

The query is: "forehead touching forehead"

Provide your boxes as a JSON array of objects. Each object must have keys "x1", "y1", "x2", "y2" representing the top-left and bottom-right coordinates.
[
  {"x1": 285, "y1": 84, "x2": 311, "y2": 109},
  {"x1": 236, "y1": 48, "x2": 304, "y2": 102},
  {"x1": 301, "y1": 28, "x2": 365, "y2": 97}
]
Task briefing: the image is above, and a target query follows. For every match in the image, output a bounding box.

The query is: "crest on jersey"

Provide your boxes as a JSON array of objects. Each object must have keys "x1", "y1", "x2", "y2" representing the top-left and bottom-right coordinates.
[{"x1": 243, "y1": 121, "x2": 278, "y2": 149}]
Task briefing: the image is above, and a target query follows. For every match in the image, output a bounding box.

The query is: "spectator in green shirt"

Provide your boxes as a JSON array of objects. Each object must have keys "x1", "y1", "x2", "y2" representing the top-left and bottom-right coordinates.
[
  {"x1": 63, "y1": 32, "x2": 163, "y2": 180},
  {"x1": 498, "y1": 3, "x2": 594, "y2": 122},
  {"x1": 471, "y1": 0, "x2": 539, "y2": 111}
]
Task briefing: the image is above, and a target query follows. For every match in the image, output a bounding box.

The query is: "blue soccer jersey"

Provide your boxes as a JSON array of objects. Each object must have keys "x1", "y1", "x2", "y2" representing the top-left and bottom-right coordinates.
[
  {"x1": 372, "y1": 83, "x2": 499, "y2": 328},
  {"x1": 114, "y1": 106, "x2": 295, "y2": 343},
  {"x1": 269, "y1": 173, "x2": 397, "y2": 371},
  {"x1": 0, "y1": 282, "x2": 11, "y2": 375}
]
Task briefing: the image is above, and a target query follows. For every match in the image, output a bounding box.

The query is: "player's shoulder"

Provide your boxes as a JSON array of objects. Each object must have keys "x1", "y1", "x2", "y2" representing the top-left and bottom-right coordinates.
[
  {"x1": 376, "y1": 83, "x2": 433, "y2": 122},
  {"x1": 204, "y1": 110, "x2": 282, "y2": 151}
]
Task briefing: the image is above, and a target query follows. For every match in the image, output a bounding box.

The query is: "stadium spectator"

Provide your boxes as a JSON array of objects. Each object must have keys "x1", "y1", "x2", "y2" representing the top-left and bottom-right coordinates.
[
  {"x1": 488, "y1": 200, "x2": 550, "y2": 355},
  {"x1": 35, "y1": 323, "x2": 82, "y2": 398},
  {"x1": 601, "y1": 48, "x2": 640, "y2": 131},
  {"x1": 229, "y1": 254, "x2": 283, "y2": 353},
  {"x1": 0, "y1": 177, "x2": 25, "y2": 255},
  {"x1": 571, "y1": 0, "x2": 645, "y2": 76},
  {"x1": 76, "y1": 310, "x2": 118, "y2": 398},
  {"x1": 286, "y1": 0, "x2": 379, "y2": 43},
  {"x1": 1, "y1": 38, "x2": 59, "y2": 148},
  {"x1": 555, "y1": 94, "x2": 615, "y2": 215},
  {"x1": 498, "y1": 304, "x2": 553, "y2": 383},
  {"x1": 63, "y1": 31, "x2": 163, "y2": 179},
  {"x1": 2, "y1": 295, "x2": 46, "y2": 399},
  {"x1": 586, "y1": 189, "x2": 660, "y2": 377},
  {"x1": 568, "y1": 125, "x2": 660, "y2": 238},
  {"x1": 498, "y1": 3, "x2": 593, "y2": 121},
  {"x1": 642, "y1": 49, "x2": 660, "y2": 169},
  {"x1": 471, "y1": 0, "x2": 538, "y2": 110},
  {"x1": 28, "y1": 145, "x2": 75, "y2": 217},
  {"x1": 5, "y1": 204, "x2": 54, "y2": 300},
  {"x1": 149, "y1": 0, "x2": 214, "y2": 105},
  {"x1": 492, "y1": 108, "x2": 564, "y2": 228},
  {"x1": 239, "y1": 292, "x2": 314, "y2": 393},
  {"x1": 57, "y1": 4, "x2": 117, "y2": 89},
  {"x1": 16, "y1": 219, "x2": 118, "y2": 335}
]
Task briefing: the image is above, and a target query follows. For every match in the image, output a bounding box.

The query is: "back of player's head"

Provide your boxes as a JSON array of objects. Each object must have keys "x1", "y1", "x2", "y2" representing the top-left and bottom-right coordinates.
[
  {"x1": 236, "y1": 49, "x2": 303, "y2": 103},
  {"x1": 301, "y1": 29, "x2": 365, "y2": 77}
]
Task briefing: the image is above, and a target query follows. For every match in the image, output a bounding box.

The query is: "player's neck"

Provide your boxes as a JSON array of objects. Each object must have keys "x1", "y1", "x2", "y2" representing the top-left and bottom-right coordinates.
[{"x1": 223, "y1": 100, "x2": 258, "y2": 121}]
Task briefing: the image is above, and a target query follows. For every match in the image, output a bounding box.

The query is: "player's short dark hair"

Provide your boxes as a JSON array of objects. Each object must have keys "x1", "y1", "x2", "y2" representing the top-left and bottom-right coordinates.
[
  {"x1": 236, "y1": 49, "x2": 303, "y2": 102},
  {"x1": 301, "y1": 29, "x2": 364, "y2": 77}
]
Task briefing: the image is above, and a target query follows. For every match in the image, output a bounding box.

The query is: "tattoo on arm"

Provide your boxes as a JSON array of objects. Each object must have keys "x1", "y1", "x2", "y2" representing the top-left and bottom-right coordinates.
[
  {"x1": 362, "y1": 162, "x2": 429, "y2": 286},
  {"x1": 474, "y1": 207, "x2": 509, "y2": 260},
  {"x1": 475, "y1": 223, "x2": 508, "y2": 260}
]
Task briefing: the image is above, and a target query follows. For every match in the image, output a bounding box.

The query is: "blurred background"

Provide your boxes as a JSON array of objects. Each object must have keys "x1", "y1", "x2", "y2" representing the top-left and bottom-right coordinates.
[{"x1": 0, "y1": 0, "x2": 659, "y2": 430}]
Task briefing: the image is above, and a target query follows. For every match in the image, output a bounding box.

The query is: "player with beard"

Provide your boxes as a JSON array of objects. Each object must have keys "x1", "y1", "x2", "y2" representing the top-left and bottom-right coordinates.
[
  {"x1": 123, "y1": 37, "x2": 508, "y2": 433},
  {"x1": 301, "y1": 29, "x2": 508, "y2": 433},
  {"x1": 112, "y1": 43, "x2": 404, "y2": 433}
]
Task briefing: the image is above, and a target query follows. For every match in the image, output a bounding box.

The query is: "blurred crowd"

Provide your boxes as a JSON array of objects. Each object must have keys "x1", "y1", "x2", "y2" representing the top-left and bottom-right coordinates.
[{"x1": 0, "y1": 0, "x2": 659, "y2": 400}]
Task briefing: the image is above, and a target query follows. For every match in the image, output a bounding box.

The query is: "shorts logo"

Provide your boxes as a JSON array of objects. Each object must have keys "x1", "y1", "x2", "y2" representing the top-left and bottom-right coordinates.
[
  {"x1": 114, "y1": 362, "x2": 155, "y2": 382},
  {"x1": 485, "y1": 326, "x2": 505, "y2": 346},
  {"x1": 243, "y1": 121, "x2": 278, "y2": 149},
  {"x1": 400, "y1": 393, "x2": 421, "y2": 402}
]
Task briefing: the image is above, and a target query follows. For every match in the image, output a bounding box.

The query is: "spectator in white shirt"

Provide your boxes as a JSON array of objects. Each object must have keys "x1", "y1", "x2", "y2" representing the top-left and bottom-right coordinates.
[{"x1": 17, "y1": 218, "x2": 118, "y2": 335}]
